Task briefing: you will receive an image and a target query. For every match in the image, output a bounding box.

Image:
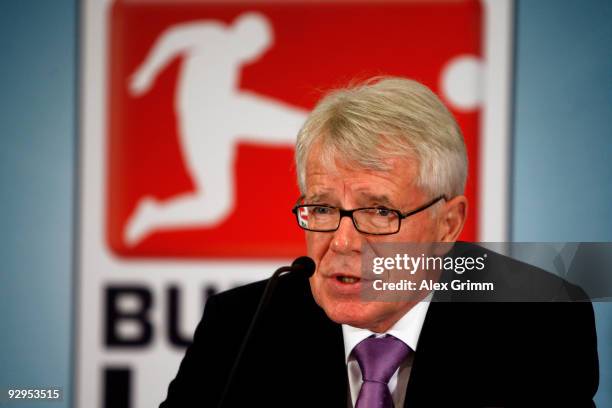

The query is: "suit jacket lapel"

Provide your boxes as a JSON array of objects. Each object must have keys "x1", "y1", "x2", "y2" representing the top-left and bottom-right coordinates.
[
  {"x1": 403, "y1": 301, "x2": 451, "y2": 407},
  {"x1": 299, "y1": 280, "x2": 349, "y2": 407}
]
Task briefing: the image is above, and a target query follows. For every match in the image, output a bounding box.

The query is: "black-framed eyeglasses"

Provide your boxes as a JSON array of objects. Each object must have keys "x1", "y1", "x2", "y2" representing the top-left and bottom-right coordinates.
[{"x1": 291, "y1": 196, "x2": 446, "y2": 235}]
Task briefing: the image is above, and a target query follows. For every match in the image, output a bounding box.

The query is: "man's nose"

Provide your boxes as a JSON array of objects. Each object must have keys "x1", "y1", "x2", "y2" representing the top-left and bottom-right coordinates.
[{"x1": 330, "y1": 216, "x2": 362, "y2": 254}]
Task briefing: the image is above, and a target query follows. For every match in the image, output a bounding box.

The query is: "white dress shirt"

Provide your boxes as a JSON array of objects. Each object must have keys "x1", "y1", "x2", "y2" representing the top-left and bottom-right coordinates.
[{"x1": 342, "y1": 300, "x2": 431, "y2": 407}]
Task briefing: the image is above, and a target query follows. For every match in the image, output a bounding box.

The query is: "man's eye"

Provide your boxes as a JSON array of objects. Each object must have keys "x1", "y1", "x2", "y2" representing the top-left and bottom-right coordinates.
[
  {"x1": 312, "y1": 206, "x2": 333, "y2": 215},
  {"x1": 374, "y1": 208, "x2": 393, "y2": 217}
]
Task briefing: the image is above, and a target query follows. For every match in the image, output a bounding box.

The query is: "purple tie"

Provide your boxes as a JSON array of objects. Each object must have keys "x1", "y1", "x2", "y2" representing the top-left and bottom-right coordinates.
[{"x1": 353, "y1": 335, "x2": 411, "y2": 408}]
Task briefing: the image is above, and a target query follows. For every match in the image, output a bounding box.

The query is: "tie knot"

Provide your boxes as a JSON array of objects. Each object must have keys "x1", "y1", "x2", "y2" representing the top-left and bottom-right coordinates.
[{"x1": 352, "y1": 335, "x2": 411, "y2": 384}]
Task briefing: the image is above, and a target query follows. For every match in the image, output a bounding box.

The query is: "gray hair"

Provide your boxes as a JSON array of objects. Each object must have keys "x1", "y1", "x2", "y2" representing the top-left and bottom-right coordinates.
[{"x1": 295, "y1": 77, "x2": 467, "y2": 198}]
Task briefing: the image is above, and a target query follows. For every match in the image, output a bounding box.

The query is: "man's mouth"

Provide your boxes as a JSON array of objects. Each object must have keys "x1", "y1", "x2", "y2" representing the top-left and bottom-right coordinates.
[{"x1": 334, "y1": 275, "x2": 361, "y2": 284}]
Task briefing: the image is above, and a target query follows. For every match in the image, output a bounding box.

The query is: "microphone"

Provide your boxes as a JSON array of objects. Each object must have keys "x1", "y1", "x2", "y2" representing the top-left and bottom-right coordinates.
[
  {"x1": 284, "y1": 256, "x2": 316, "y2": 278},
  {"x1": 217, "y1": 256, "x2": 315, "y2": 408}
]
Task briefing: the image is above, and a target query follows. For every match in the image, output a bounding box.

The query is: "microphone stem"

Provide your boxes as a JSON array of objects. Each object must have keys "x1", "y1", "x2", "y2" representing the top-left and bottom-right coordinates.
[{"x1": 217, "y1": 265, "x2": 292, "y2": 408}]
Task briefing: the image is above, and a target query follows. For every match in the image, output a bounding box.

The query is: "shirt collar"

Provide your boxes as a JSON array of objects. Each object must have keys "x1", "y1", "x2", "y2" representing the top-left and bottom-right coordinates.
[{"x1": 341, "y1": 299, "x2": 431, "y2": 362}]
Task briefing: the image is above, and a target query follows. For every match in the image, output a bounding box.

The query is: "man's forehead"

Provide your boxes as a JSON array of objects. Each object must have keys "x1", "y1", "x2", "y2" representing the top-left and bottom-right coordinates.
[
  {"x1": 305, "y1": 153, "x2": 418, "y2": 185},
  {"x1": 304, "y1": 165, "x2": 420, "y2": 206}
]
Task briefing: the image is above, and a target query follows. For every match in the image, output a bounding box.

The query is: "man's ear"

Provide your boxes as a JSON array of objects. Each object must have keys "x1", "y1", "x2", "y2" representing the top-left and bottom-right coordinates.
[{"x1": 438, "y1": 195, "x2": 468, "y2": 242}]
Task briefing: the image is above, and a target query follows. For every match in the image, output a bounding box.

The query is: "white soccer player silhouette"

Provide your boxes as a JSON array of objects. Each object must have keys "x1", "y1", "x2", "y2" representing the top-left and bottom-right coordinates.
[{"x1": 125, "y1": 12, "x2": 307, "y2": 246}]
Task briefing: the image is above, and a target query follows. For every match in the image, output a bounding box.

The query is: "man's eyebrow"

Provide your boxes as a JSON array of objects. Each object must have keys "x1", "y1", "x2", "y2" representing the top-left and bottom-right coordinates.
[
  {"x1": 357, "y1": 193, "x2": 396, "y2": 207},
  {"x1": 304, "y1": 192, "x2": 331, "y2": 202}
]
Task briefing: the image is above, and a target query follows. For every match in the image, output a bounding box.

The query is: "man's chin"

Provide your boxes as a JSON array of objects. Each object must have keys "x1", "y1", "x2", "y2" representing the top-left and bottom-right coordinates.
[{"x1": 317, "y1": 298, "x2": 380, "y2": 329}]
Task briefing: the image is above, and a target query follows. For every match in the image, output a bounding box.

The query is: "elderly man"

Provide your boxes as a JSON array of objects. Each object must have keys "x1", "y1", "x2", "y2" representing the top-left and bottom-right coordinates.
[{"x1": 160, "y1": 78, "x2": 598, "y2": 407}]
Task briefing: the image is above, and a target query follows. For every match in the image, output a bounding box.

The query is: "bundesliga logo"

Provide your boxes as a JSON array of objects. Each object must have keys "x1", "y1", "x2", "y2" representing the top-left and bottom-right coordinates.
[{"x1": 105, "y1": 1, "x2": 483, "y2": 259}]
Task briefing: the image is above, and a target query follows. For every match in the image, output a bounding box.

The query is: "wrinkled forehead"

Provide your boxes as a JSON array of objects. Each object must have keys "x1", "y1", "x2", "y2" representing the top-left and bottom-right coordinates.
[{"x1": 303, "y1": 143, "x2": 421, "y2": 203}]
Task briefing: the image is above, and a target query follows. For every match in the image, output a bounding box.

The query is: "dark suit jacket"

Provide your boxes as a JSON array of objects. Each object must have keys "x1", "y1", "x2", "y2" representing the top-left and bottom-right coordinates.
[{"x1": 160, "y1": 246, "x2": 599, "y2": 407}]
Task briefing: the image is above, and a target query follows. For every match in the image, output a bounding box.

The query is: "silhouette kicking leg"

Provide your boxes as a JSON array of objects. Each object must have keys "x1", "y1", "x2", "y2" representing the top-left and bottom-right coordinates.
[{"x1": 231, "y1": 91, "x2": 307, "y2": 143}]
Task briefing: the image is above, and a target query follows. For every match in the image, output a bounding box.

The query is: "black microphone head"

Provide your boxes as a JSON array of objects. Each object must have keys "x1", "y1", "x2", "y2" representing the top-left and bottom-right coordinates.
[{"x1": 291, "y1": 256, "x2": 316, "y2": 278}]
